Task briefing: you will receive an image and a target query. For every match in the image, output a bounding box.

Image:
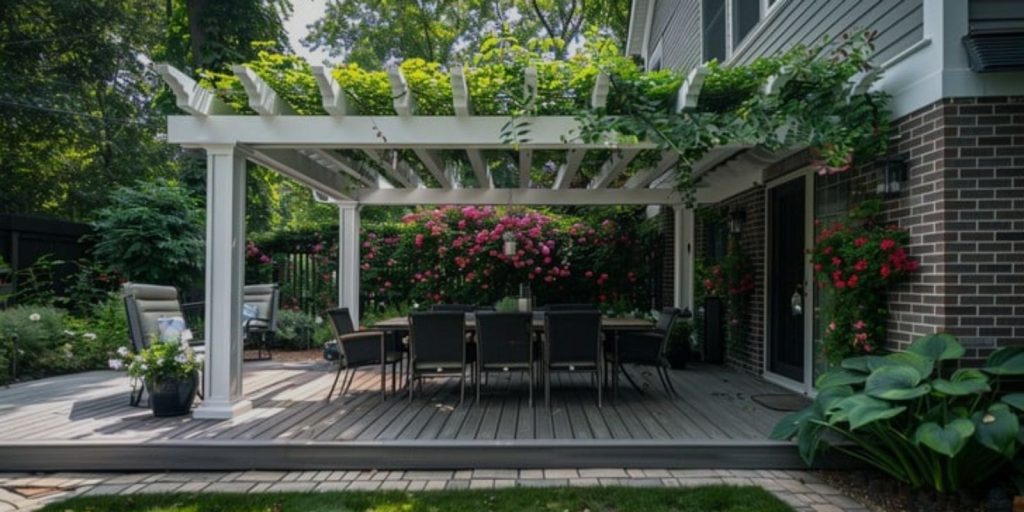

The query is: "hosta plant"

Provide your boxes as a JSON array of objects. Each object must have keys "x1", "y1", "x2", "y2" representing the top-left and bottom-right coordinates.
[{"x1": 771, "y1": 333, "x2": 1023, "y2": 493}]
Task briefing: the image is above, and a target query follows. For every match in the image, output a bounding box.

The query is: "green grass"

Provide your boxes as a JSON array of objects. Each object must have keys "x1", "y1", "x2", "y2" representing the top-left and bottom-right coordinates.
[{"x1": 40, "y1": 486, "x2": 793, "y2": 511}]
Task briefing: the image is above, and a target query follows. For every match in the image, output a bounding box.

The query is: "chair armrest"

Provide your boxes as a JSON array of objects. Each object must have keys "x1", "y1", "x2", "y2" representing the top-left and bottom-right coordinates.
[
  {"x1": 338, "y1": 331, "x2": 385, "y2": 366},
  {"x1": 244, "y1": 317, "x2": 273, "y2": 330},
  {"x1": 337, "y1": 331, "x2": 384, "y2": 343}
]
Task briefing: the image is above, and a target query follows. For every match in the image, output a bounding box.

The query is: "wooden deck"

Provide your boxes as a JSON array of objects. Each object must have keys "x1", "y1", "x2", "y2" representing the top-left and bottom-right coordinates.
[{"x1": 0, "y1": 360, "x2": 819, "y2": 471}]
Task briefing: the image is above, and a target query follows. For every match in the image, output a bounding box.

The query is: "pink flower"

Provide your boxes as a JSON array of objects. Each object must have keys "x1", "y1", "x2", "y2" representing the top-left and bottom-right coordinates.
[
  {"x1": 854, "y1": 237, "x2": 868, "y2": 247},
  {"x1": 880, "y1": 238, "x2": 896, "y2": 251},
  {"x1": 259, "y1": 255, "x2": 271, "y2": 264},
  {"x1": 853, "y1": 320, "x2": 866, "y2": 330},
  {"x1": 414, "y1": 234, "x2": 424, "y2": 248}
]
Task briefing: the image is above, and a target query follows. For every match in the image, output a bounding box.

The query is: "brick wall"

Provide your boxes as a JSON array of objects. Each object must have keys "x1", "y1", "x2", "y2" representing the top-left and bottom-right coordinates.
[
  {"x1": 694, "y1": 187, "x2": 767, "y2": 375},
  {"x1": 660, "y1": 208, "x2": 674, "y2": 309},
  {"x1": 865, "y1": 96, "x2": 1024, "y2": 360}
]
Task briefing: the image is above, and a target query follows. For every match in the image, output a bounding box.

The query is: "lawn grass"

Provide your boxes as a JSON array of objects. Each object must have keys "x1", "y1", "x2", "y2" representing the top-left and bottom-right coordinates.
[{"x1": 40, "y1": 485, "x2": 794, "y2": 511}]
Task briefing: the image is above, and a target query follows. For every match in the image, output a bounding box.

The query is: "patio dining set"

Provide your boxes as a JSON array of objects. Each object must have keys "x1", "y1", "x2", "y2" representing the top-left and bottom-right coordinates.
[
  {"x1": 119, "y1": 282, "x2": 688, "y2": 411},
  {"x1": 324, "y1": 304, "x2": 689, "y2": 408}
]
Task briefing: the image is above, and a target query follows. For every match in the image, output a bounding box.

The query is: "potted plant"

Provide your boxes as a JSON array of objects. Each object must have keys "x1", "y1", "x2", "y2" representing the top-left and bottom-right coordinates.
[
  {"x1": 664, "y1": 318, "x2": 693, "y2": 369},
  {"x1": 113, "y1": 339, "x2": 202, "y2": 417}
]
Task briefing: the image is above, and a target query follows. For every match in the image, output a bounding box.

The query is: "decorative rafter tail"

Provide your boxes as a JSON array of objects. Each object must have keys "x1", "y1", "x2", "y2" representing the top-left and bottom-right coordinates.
[
  {"x1": 761, "y1": 65, "x2": 795, "y2": 96},
  {"x1": 387, "y1": 67, "x2": 415, "y2": 117},
  {"x1": 232, "y1": 65, "x2": 296, "y2": 115},
  {"x1": 155, "y1": 63, "x2": 233, "y2": 116},
  {"x1": 590, "y1": 72, "x2": 610, "y2": 109},
  {"x1": 675, "y1": 64, "x2": 711, "y2": 113},
  {"x1": 312, "y1": 66, "x2": 352, "y2": 116},
  {"x1": 450, "y1": 65, "x2": 472, "y2": 116},
  {"x1": 523, "y1": 66, "x2": 539, "y2": 113}
]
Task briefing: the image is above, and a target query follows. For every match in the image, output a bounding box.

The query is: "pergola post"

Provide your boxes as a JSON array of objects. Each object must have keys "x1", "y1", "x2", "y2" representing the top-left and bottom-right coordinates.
[
  {"x1": 673, "y1": 207, "x2": 696, "y2": 312},
  {"x1": 337, "y1": 203, "x2": 361, "y2": 325},
  {"x1": 193, "y1": 145, "x2": 252, "y2": 420}
]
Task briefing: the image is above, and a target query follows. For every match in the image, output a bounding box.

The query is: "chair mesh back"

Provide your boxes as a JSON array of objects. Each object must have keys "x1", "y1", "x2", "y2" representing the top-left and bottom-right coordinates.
[
  {"x1": 410, "y1": 311, "x2": 465, "y2": 365},
  {"x1": 327, "y1": 308, "x2": 357, "y2": 336},
  {"x1": 122, "y1": 283, "x2": 183, "y2": 351},
  {"x1": 431, "y1": 304, "x2": 476, "y2": 312},
  {"x1": 476, "y1": 312, "x2": 532, "y2": 366},
  {"x1": 546, "y1": 311, "x2": 601, "y2": 364},
  {"x1": 656, "y1": 308, "x2": 680, "y2": 333},
  {"x1": 546, "y1": 303, "x2": 598, "y2": 312}
]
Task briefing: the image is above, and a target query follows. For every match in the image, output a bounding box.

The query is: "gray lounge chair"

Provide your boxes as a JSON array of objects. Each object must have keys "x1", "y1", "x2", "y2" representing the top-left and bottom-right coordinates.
[{"x1": 242, "y1": 284, "x2": 279, "y2": 361}]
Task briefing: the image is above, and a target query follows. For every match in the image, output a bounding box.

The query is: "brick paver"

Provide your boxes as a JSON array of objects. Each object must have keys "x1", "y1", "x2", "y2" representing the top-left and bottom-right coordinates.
[{"x1": 0, "y1": 469, "x2": 869, "y2": 511}]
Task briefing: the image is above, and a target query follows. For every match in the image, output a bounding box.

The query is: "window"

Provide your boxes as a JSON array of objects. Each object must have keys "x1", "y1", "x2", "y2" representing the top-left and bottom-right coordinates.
[
  {"x1": 732, "y1": 0, "x2": 761, "y2": 48},
  {"x1": 702, "y1": 0, "x2": 727, "y2": 62}
]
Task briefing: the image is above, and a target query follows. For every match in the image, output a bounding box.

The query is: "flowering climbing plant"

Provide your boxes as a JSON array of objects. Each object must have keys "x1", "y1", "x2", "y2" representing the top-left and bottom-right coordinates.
[
  {"x1": 701, "y1": 237, "x2": 755, "y2": 352},
  {"x1": 812, "y1": 199, "x2": 919, "y2": 363}
]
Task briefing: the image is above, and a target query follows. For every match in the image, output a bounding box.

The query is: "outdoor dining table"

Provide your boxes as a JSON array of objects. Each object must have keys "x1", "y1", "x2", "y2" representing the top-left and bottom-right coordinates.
[{"x1": 369, "y1": 314, "x2": 656, "y2": 399}]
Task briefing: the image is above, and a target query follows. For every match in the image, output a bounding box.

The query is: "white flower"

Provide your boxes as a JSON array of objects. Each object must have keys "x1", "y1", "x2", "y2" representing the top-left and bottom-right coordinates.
[
  {"x1": 174, "y1": 354, "x2": 188, "y2": 364},
  {"x1": 82, "y1": 332, "x2": 97, "y2": 341},
  {"x1": 117, "y1": 346, "x2": 131, "y2": 357},
  {"x1": 195, "y1": 354, "x2": 205, "y2": 365},
  {"x1": 156, "y1": 357, "x2": 165, "y2": 366},
  {"x1": 108, "y1": 359, "x2": 124, "y2": 371},
  {"x1": 134, "y1": 355, "x2": 143, "y2": 363},
  {"x1": 28, "y1": 313, "x2": 41, "y2": 322},
  {"x1": 139, "y1": 363, "x2": 148, "y2": 372},
  {"x1": 314, "y1": 316, "x2": 323, "y2": 325},
  {"x1": 63, "y1": 330, "x2": 75, "y2": 337}
]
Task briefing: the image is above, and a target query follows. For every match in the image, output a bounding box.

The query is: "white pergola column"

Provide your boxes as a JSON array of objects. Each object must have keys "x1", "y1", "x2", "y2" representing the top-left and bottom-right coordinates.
[
  {"x1": 338, "y1": 203, "x2": 361, "y2": 325},
  {"x1": 194, "y1": 145, "x2": 252, "y2": 420},
  {"x1": 673, "y1": 207, "x2": 696, "y2": 312}
]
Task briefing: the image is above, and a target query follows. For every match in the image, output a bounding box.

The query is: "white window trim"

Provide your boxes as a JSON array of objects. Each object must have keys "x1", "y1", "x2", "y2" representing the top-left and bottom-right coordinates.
[
  {"x1": 727, "y1": 0, "x2": 788, "y2": 63},
  {"x1": 649, "y1": 39, "x2": 664, "y2": 71}
]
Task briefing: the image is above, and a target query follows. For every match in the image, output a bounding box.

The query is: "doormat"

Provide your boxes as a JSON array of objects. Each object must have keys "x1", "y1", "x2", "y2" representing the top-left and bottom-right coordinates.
[{"x1": 752, "y1": 393, "x2": 810, "y2": 412}]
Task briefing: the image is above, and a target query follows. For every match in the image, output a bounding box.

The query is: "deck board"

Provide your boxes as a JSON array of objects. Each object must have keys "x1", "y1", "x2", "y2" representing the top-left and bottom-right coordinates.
[{"x1": 0, "y1": 360, "x2": 802, "y2": 445}]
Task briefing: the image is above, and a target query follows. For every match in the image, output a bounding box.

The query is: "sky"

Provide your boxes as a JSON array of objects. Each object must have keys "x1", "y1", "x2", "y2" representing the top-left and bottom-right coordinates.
[{"x1": 286, "y1": 0, "x2": 332, "y2": 65}]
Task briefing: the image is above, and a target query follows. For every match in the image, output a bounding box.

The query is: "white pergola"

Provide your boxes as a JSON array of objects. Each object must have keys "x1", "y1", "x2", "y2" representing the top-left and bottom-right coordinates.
[{"x1": 156, "y1": 62, "x2": 794, "y2": 419}]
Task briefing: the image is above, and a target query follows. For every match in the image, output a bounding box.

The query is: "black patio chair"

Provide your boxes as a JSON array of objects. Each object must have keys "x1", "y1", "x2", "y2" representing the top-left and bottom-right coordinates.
[
  {"x1": 543, "y1": 310, "x2": 603, "y2": 407},
  {"x1": 545, "y1": 303, "x2": 598, "y2": 311},
  {"x1": 408, "y1": 311, "x2": 470, "y2": 404},
  {"x1": 241, "y1": 283, "x2": 279, "y2": 361},
  {"x1": 324, "y1": 307, "x2": 403, "y2": 402},
  {"x1": 475, "y1": 311, "x2": 534, "y2": 405},
  {"x1": 122, "y1": 283, "x2": 205, "y2": 407},
  {"x1": 430, "y1": 304, "x2": 476, "y2": 312},
  {"x1": 606, "y1": 308, "x2": 682, "y2": 397}
]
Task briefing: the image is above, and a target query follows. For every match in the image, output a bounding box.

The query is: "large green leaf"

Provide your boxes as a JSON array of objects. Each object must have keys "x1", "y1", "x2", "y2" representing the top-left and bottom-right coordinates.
[
  {"x1": 865, "y1": 366, "x2": 931, "y2": 401},
  {"x1": 932, "y1": 369, "x2": 991, "y2": 396},
  {"x1": 828, "y1": 394, "x2": 906, "y2": 430},
  {"x1": 972, "y1": 404, "x2": 1020, "y2": 458},
  {"x1": 1001, "y1": 393, "x2": 1024, "y2": 413},
  {"x1": 878, "y1": 352, "x2": 935, "y2": 380},
  {"x1": 814, "y1": 385, "x2": 854, "y2": 414},
  {"x1": 914, "y1": 419, "x2": 975, "y2": 457},
  {"x1": 770, "y1": 406, "x2": 814, "y2": 441},
  {"x1": 842, "y1": 355, "x2": 879, "y2": 373},
  {"x1": 984, "y1": 347, "x2": 1024, "y2": 376},
  {"x1": 798, "y1": 417, "x2": 827, "y2": 466},
  {"x1": 815, "y1": 369, "x2": 866, "y2": 390},
  {"x1": 907, "y1": 333, "x2": 965, "y2": 361}
]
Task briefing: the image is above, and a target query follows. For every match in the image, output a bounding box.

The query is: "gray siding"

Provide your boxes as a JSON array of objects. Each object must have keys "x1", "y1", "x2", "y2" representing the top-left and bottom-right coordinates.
[
  {"x1": 729, "y1": 0, "x2": 924, "y2": 67},
  {"x1": 648, "y1": 0, "x2": 702, "y2": 71}
]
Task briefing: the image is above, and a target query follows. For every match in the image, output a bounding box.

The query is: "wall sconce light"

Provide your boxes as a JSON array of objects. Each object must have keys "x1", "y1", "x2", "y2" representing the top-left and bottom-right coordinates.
[
  {"x1": 728, "y1": 209, "x2": 746, "y2": 234},
  {"x1": 502, "y1": 230, "x2": 518, "y2": 256},
  {"x1": 877, "y1": 158, "x2": 908, "y2": 198}
]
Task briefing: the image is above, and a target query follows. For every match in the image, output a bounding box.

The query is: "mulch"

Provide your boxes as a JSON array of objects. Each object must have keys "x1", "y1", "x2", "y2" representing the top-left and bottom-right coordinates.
[{"x1": 817, "y1": 470, "x2": 1003, "y2": 512}]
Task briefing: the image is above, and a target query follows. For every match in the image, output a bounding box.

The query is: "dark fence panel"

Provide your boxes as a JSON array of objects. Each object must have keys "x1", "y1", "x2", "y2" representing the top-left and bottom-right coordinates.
[{"x1": 0, "y1": 214, "x2": 93, "y2": 305}]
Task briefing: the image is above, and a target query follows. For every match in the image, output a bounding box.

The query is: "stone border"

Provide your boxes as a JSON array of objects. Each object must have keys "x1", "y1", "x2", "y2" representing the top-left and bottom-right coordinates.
[{"x1": 0, "y1": 469, "x2": 869, "y2": 512}]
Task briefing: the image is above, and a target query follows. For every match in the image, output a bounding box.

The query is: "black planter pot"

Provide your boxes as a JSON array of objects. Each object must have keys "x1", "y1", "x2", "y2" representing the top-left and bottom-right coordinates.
[
  {"x1": 148, "y1": 372, "x2": 198, "y2": 417},
  {"x1": 665, "y1": 344, "x2": 689, "y2": 369}
]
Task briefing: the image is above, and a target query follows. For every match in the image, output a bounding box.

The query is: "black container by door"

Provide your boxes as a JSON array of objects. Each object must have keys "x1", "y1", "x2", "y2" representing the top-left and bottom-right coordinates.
[{"x1": 703, "y1": 297, "x2": 725, "y2": 364}]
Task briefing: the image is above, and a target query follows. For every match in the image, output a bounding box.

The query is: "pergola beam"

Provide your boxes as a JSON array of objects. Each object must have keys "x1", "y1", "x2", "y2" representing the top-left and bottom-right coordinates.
[
  {"x1": 168, "y1": 116, "x2": 652, "y2": 149},
  {"x1": 156, "y1": 64, "x2": 233, "y2": 116},
  {"x1": 361, "y1": 149, "x2": 422, "y2": 188},
  {"x1": 518, "y1": 149, "x2": 533, "y2": 188},
  {"x1": 353, "y1": 187, "x2": 682, "y2": 206},
  {"x1": 305, "y1": 149, "x2": 377, "y2": 188},
  {"x1": 244, "y1": 147, "x2": 351, "y2": 201},
  {"x1": 232, "y1": 65, "x2": 296, "y2": 116},
  {"x1": 588, "y1": 149, "x2": 641, "y2": 189},
  {"x1": 387, "y1": 68, "x2": 449, "y2": 188},
  {"x1": 553, "y1": 149, "x2": 586, "y2": 189},
  {"x1": 675, "y1": 64, "x2": 710, "y2": 112},
  {"x1": 451, "y1": 64, "x2": 491, "y2": 188},
  {"x1": 312, "y1": 66, "x2": 352, "y2": 116},
  {"x1": 624, "y1": 151, "x2": 679, "y2": 188}
]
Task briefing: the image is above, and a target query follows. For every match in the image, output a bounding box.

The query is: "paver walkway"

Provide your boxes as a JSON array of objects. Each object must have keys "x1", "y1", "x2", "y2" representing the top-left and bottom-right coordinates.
[{"x1": 0, "y1": 469, "x2": 869, "y2": 512}]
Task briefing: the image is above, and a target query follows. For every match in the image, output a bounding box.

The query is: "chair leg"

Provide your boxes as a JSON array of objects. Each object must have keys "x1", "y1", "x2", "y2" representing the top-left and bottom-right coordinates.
[
  {"x1": 340, "y1": 368, "x2": 355, "y2": 398},
  {"x1": 544, "y1": 366, "x2": 551, "y2": 407},
  {"x1": 460, "y1": 369, "x2": 466, "y2": 405},
  {"x1": 409, "y1": 372, "x2": 415, "y2": 402},
  {"x1": 661, "y1": 365, "x2": 678, "y2": 398},
  {"x1": 620, "y1": 363, "x2": 644, "y2": 394},
  {"x1": 327, "y1": 364, "x2": 347, "y2": 402},
  {"x1": 528, "y1": 366, "x2": 534, "y2": 408},
  {"x1": 476, "y1": 368, "x2": 482, "y2": 404}
]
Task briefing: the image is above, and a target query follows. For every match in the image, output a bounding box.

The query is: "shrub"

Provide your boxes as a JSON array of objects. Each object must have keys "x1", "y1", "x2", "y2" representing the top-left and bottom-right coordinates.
[
  {"x1": 772, "y1": 333, "x2": 1023, "y2": 493},
  {"x1": 0, "y1": 306, "x2": 70, "y2": 381},
  {"x1": 91, "y1": 179, "x2": 204, "y2": 292},
  {"x1": 274, "y1": 309, "x2": 319, "y2": 350},
  {"x1": 63, "y1": 293, "x2": 130, "y2": 369}
]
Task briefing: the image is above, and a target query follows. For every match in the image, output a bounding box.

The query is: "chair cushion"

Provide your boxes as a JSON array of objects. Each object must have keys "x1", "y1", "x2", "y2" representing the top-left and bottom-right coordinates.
[{"x1": 157, "y1": 316, "x2": 187, "y2": 342}]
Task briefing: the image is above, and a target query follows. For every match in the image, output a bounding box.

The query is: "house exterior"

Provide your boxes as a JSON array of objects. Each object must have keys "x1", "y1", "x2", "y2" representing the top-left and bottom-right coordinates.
[{"x1": 632, "y1": 0, "x2": 1024, "y2": 394}]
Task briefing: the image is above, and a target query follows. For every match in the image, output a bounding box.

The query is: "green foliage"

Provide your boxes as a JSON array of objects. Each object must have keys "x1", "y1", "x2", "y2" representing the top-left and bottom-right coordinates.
[
  {"x1": 813, "y1": 199, "x2": 919, "y2": 363},
  {"x1": 772, "y1": 333, "x2": 1024, "y2": 493},
  {"x1": 577, "y1": 30, "x2": 890, "y2": 204},
  {"x1": 91, "y1": 180, "x2": 204, "y2": 292},
  {"x1": 697, "y1": 236, "x2": 755, "y2": 353},
  {"x1": 495, "y1": 297, "x2": 520, "y2": 313},
  {"x1": 11, "y1": 254, "x2": 62, "y2": 306},
  {"x1": 273, "y1": 309, "x2": 319, "y2": 350},
  {"x1": 164, "y1": 0, "x2": 292, "y2": 71},
  {"x1": 0, "y1": 306, "x2": 69, "y2": 382}
]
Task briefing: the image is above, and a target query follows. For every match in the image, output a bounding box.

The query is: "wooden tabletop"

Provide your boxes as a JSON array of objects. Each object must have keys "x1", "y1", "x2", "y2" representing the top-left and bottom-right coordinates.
[{"x1": 370, "y1": 315, "x2": 654, "y2": 331}]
